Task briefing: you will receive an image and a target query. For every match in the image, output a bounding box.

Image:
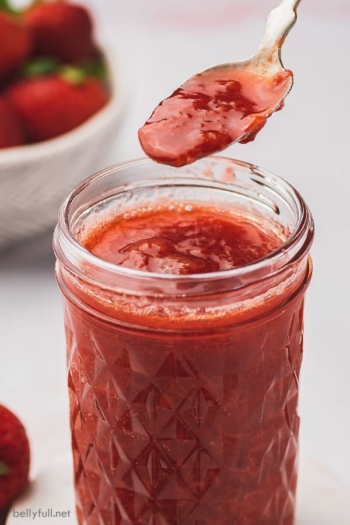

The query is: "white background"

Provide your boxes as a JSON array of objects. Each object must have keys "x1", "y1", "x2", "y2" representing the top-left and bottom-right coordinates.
[{"x1": 1, "y1": 0, "x2": 350, "y2": 506}]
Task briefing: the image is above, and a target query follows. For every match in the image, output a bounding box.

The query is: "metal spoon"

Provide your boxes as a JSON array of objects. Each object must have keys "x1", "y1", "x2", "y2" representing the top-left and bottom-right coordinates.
[
  {"x1": 138, "y1": 0, "x2": 302, "y2": 167},
  {"x1": 241, "y1": 0, "x2": 301, "y2": 75}
]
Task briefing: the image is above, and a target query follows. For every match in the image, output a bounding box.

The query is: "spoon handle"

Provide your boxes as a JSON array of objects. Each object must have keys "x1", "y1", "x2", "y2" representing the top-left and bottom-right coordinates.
[{"x1": 258, "y1": 0, "x2": 302, "y2": 57}]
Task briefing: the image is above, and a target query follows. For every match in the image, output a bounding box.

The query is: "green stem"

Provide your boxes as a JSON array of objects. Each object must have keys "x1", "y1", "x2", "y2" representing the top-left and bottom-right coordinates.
[{"x1": 60, "y1": 66, "x2": 87, "y2": 84}]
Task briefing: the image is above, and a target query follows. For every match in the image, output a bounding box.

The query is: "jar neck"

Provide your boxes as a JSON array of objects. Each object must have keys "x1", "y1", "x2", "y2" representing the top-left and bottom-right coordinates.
[{"x1": 54, "y1": 157, "x2": 314, "y2": 299}]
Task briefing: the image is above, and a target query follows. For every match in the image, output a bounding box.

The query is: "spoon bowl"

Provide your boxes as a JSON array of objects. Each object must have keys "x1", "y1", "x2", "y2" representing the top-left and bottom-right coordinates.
[{"x1": 138, "y1": 0, "x2": 301, "y2": 167}]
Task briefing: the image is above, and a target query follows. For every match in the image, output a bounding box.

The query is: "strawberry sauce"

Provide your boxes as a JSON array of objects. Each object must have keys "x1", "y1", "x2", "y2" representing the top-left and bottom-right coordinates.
[
  {"x1": 61, "y1": 202, "x2": 309, "y2": 525},
  {"x1": 138, "y1": 68, "x2": 292, "y2": 167},
  {"x1": 84, "y1": 206, "x2": 282, "y2": 273}
]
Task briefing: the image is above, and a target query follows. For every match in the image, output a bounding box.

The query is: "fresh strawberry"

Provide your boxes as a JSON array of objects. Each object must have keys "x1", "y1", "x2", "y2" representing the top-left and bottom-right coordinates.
[
  {"x1": 6, "y1": 71, "x2": 109, "y2": 141},
  {"x1": 0, "y1": 405, "x2": 30, "y2": 510},
  {"x1": 25, "y1": 1, "x2": 94, "y2": 63},
  {"x1": 0, "y1": 9, "x2": 32, "y2": 81},
  {"x1": 0, "y1": 97, "x2": 26, "y2": 148}
]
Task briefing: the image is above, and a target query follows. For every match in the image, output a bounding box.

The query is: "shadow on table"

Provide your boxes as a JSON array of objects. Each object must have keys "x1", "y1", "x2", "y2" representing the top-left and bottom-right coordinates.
[{"x1": 0, "y1": 508, "x2": 9, "y2": 525}]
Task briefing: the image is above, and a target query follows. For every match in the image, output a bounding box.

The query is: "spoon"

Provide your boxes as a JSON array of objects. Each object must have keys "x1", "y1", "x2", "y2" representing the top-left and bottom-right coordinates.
[{"x1": 138, "y1": 0, "x2": 302, "y2": 167}]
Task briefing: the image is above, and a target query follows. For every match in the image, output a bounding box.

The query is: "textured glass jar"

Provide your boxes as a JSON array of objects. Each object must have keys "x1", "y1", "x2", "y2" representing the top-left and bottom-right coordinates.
[{"x1": 54, "y1": 157, "x2": 314, "y2": 525}]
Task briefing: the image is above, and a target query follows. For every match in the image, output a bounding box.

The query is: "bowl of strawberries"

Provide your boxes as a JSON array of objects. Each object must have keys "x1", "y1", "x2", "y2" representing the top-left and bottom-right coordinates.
[{"x1": 0, "y1": 0, "x2": 128, "y2": 249}]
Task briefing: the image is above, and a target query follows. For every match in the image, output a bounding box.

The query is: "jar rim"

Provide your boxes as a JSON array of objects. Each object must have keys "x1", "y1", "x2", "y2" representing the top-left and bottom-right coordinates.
[{"x1": 54, "y1": 156, "x2": 314, "y2": 295}]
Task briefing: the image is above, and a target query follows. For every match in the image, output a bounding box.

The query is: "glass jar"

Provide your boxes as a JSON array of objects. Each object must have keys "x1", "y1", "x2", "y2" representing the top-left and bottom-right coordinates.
[{"x1": 54, "y1": 156, "x2": 314, "y2": 525}]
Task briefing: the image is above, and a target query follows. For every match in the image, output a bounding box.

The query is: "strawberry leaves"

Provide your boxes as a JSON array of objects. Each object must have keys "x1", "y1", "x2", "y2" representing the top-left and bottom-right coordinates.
[
  {"x1": 0, "y1": 0, "x2": 18, "y2": 15},
  {"x1": 21, "y1": 57, "x2": 60, "y2": 77},
  {"x1": 0, "y1": 463, "x2": 10, "y2": 476},
  {"x1": 20, "y1": 57, "x2": 108, "y2": 84}
]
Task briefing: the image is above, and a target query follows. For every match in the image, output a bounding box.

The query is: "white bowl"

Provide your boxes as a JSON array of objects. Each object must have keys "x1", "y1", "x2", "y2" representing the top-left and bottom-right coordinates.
[{"x1": 0, "y1": 45, "x2": 129, "y2": 249}]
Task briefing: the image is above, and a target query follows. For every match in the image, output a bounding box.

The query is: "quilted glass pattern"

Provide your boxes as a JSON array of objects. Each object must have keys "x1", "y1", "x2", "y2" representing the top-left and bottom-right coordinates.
[{"x1": 65, "y1": 297, "x2": 305, "y2": 525}]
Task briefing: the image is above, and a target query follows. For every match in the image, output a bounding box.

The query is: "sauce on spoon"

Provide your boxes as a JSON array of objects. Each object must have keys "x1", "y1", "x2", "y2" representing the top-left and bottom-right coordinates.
[
  {"x1": 138, "y1": 67, "x2": 292, "y2": 167},
  {"x1": 138, "y1": 0, "x2": 301, "y2": 167}
]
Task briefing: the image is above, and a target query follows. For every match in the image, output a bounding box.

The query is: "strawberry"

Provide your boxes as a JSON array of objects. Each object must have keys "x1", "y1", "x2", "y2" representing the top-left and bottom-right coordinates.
[
  {"x1": 0, "y1": 98, "x2": 26, "y2": 149},
  {"x1": 25, "y1": 1, "x2": 94, "y2": 63},
  {"x1": 0, "y1": 405, "x2": 30, "y2": 510},
  {"x1": 6, "y1": 71, "x2": 109, "y2": 141},
  {"x1": 0, "y1": 6, "x2": 32, "y2": 81}
]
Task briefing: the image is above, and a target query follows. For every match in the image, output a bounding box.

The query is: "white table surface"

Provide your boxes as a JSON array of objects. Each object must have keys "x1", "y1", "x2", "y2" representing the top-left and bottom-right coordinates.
[
  {"x1": 1, "y1": 0, "x2": 350, "y2": 505},
  {"x1": 6, "y1": 454, "x2": 350, "y2": 525}
]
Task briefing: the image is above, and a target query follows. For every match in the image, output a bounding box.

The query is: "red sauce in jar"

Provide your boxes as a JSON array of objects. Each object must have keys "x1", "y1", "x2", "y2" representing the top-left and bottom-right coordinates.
[
  {"x1": 64, "y1": 204, "x2": 306, "y2": 525},
  {"x1": 85, "y1": 206, "x2": 282, "y2": 273},
  {"x1": 138, "y1": 69, "x2": 292, "y2": 167}
]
